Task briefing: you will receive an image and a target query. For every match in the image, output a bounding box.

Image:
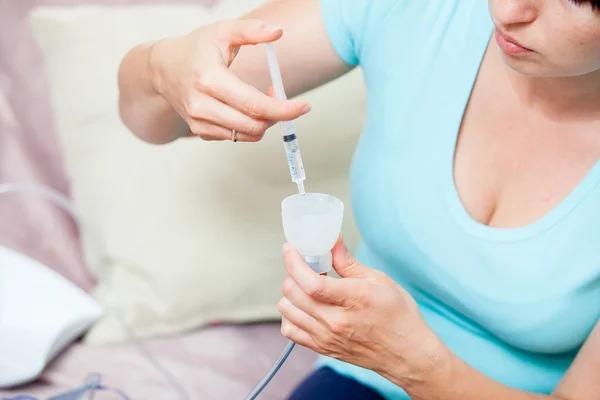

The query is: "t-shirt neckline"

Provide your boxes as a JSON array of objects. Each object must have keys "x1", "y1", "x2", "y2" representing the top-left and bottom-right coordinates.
[{"x1": 444, "y1": 30, "x2": 600, "y2": 242}]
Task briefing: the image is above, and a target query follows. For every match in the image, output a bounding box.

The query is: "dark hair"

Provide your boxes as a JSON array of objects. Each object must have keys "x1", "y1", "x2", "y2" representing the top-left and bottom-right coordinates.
[{"x1": 573, "y1": 0, "x2": 600, "y2": 9}]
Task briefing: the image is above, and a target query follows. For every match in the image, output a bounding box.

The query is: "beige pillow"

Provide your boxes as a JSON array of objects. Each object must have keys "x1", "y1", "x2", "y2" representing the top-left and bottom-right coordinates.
[{"x1": 28, "y1": 3, "x2": 365, "y2": 344}]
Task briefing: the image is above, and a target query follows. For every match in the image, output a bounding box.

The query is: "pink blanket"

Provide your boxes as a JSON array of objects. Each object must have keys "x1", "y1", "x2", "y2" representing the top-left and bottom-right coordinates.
[{"x1": 0, "y1": 1, "x2": 317, "y2": 398}]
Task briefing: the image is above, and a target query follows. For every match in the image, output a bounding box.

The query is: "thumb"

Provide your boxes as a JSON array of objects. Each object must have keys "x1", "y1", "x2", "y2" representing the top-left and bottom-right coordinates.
[
  {"x1": 215, "y1": 19, "x2": 282, "y2": 58},
  {"x1": 331, "y1": 235, "x2": 368, "y2": 278}
]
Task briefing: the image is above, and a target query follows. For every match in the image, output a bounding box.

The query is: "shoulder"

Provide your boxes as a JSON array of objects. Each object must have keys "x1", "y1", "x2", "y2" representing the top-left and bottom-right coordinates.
[
  {"x1": 319, "y1": 0, "x2": 404, "y2": 65},
  {"x1": 320, "y1": 0, "x2": 490, "y2": 66}
]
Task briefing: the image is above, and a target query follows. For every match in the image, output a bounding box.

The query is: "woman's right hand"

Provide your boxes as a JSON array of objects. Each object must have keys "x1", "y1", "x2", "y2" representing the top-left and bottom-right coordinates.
[{"x1": 147, "y1": 19, "x2": 312, "y2": 143}]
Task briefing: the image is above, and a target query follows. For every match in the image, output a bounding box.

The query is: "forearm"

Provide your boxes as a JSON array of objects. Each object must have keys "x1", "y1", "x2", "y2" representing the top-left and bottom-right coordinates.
[
  {"x1": 378, "y1": 337, "x2": 594, "y2": 400},
  {"x1": 388, "y1": 321, "x2": 600, "y2": 400},
  {"x1": 390, "y1": 346, "x2": 570, "y2": 400},
  {"x1": 117, "y1": 41, "x2": 188, "y2": 144}
]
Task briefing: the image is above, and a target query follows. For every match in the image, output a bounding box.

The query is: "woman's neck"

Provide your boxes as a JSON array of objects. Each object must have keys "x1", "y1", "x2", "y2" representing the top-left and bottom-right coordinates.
[{"x1": 502, "y1": 59, "x2": 600, "y2": 122}]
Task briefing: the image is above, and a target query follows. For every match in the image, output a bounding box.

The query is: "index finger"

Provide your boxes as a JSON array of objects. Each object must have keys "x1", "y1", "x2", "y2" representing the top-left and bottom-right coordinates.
[
  {"x1": 197, "y1": 68, "x2": 311, "y2": 121},
  {"x1": 282, "y1": 244, "x2": 353, "y2": 306}
]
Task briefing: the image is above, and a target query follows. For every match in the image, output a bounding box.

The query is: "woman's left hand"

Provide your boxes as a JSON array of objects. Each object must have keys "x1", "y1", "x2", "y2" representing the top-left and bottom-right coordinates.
[{"x1": 278, "y1": 237, "x2": 444, "y2": 381}]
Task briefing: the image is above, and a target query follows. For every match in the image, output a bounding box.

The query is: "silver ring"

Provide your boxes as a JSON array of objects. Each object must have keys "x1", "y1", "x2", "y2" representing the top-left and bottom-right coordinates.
[{"x1": 231, "y1": 129, "x2": 238, "y2": 142}]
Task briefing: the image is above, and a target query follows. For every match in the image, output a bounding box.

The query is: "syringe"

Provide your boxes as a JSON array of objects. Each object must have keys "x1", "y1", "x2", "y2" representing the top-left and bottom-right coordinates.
[{"x1": 265, "y1": 42, "x2": 306, "y2": 195}]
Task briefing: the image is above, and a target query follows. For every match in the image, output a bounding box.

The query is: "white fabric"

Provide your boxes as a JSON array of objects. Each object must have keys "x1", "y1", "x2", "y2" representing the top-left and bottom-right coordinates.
[
  {"x1": 28, "y1": 3, "x2": 365, "y2": 344},
  {"x1": 0, "y1": 245, "x2": 102, "y2": 387}
]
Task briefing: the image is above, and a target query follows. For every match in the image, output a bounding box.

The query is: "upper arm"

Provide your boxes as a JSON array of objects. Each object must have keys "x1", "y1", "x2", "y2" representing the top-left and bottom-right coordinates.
[
  {"x1": 553, "y1": 319, "x2": 600, "y2": 399},
  {"x1": 231, "y1": 0, "x2": 373, "y2": 98}
]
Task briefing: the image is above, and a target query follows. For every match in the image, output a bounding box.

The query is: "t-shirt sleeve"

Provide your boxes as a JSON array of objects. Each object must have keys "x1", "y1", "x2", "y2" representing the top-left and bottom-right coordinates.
[{"x1": 320, "y1": 0, "x2": 373, "y2": 66}]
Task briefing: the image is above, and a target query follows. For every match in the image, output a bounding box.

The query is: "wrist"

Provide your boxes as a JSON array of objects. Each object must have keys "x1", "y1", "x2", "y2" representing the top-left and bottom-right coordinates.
[
  {"x1": 146, "y1": 38, "x2": 170, "y2": 97},
  {"x1": 379, "y1": 325, "x2": 450, "y2": 390}
]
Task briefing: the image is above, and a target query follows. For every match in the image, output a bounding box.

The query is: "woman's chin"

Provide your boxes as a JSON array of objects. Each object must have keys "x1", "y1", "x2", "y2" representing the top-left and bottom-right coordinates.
[
  {"x1": 499, "y1": 51, "x2": 593, "y2": 79},
  {"x1": 499, "y1": 53, "x2": 554, "y2": 78}
]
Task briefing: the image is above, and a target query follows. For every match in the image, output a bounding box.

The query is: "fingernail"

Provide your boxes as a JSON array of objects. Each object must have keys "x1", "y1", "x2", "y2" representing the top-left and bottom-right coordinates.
[
  {"x1": 264, "y1": 25, "x2": 282, "y2": 33},
  {"x1": 301, "y1": 105, "x2": 311, "y2": 114},
  {"x1": 282, "y1": 243, "x2": 292, "y2": 253}
]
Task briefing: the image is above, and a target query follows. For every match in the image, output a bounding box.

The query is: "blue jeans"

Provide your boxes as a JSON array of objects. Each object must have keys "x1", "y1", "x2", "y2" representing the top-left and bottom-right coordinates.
[{"x1": 288, "y1": 367, "x2": 385, "y2": 400}]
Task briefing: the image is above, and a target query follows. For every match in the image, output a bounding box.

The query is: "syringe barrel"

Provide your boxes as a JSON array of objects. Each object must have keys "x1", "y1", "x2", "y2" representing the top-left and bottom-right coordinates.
[
  {"x1": 279, "y1": 120, "x2": 296, "y2": 137},
  {"x1": 283, "y1": 134, "x2": 306, "y2": 183},
  {"x1": 265, "y1": 43, "x2": 307, "y2": 193}
]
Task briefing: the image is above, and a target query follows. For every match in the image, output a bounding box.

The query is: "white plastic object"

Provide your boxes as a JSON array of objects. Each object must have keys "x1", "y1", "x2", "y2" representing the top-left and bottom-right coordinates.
[
  {"x1": 265, "y1": 42, "x2": 306, "y2": 194},
  {"x1": 0, "y1": 245, "x2": 103, "y2": 387},
  {"x1": 265, "y1": 42, "x2": 287, "y2": 101},
  {"x1": 281, "y1": 193, "x2": 344, "y2": 274}
]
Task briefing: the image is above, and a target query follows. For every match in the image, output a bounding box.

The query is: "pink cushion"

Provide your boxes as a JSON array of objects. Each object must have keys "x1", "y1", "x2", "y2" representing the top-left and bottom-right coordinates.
[{"x1": 0, "y1": 0, "x2": 217, "y2": 291}]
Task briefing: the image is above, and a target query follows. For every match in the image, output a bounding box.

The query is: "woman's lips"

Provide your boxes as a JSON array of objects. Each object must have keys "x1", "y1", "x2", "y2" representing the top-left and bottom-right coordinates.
[{"x1": 494, "y1": 29, "x2": 534, "y2": 55}]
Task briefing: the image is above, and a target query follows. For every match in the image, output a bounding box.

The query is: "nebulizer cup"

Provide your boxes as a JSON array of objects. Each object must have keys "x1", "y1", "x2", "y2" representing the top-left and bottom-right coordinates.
[{"x1": 281, "y1": 193, "x2": 344, "y2": 274}]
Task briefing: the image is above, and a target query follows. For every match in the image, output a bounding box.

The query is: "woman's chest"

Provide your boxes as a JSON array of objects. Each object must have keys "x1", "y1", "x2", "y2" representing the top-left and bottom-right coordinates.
[
  {"x1": 351, "y1": 122, "x2": 600, "y2": 353},
  {"x1": 350, "y1": 20, "x2": 600, "y2": 355},
  {"x1": 453, "y1": 44, "x2": 600, "y2": 230}
]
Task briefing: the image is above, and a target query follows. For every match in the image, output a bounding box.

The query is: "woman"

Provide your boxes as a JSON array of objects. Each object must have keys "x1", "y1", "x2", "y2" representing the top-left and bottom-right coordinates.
[{"x1": 118, "y1": 0, "x2": 600, "y2": 398}]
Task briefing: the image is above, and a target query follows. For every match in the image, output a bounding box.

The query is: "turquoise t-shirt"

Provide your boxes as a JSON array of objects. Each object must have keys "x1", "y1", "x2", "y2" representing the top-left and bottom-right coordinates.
[{"x1": 316, "y1": 0, "x2": 600, "y2": 398}]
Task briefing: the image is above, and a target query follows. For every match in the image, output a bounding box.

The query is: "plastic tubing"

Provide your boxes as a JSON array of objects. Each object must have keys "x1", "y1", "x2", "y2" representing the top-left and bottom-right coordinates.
[{"x1": 243, "y1": 340, "x2": 295, "y2": 400}]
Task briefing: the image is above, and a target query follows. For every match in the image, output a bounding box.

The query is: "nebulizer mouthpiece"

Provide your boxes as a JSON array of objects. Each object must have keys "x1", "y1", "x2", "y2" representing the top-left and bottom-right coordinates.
[{"x1": 282, "y1": 193, "x2": 344, "y2": 274}]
